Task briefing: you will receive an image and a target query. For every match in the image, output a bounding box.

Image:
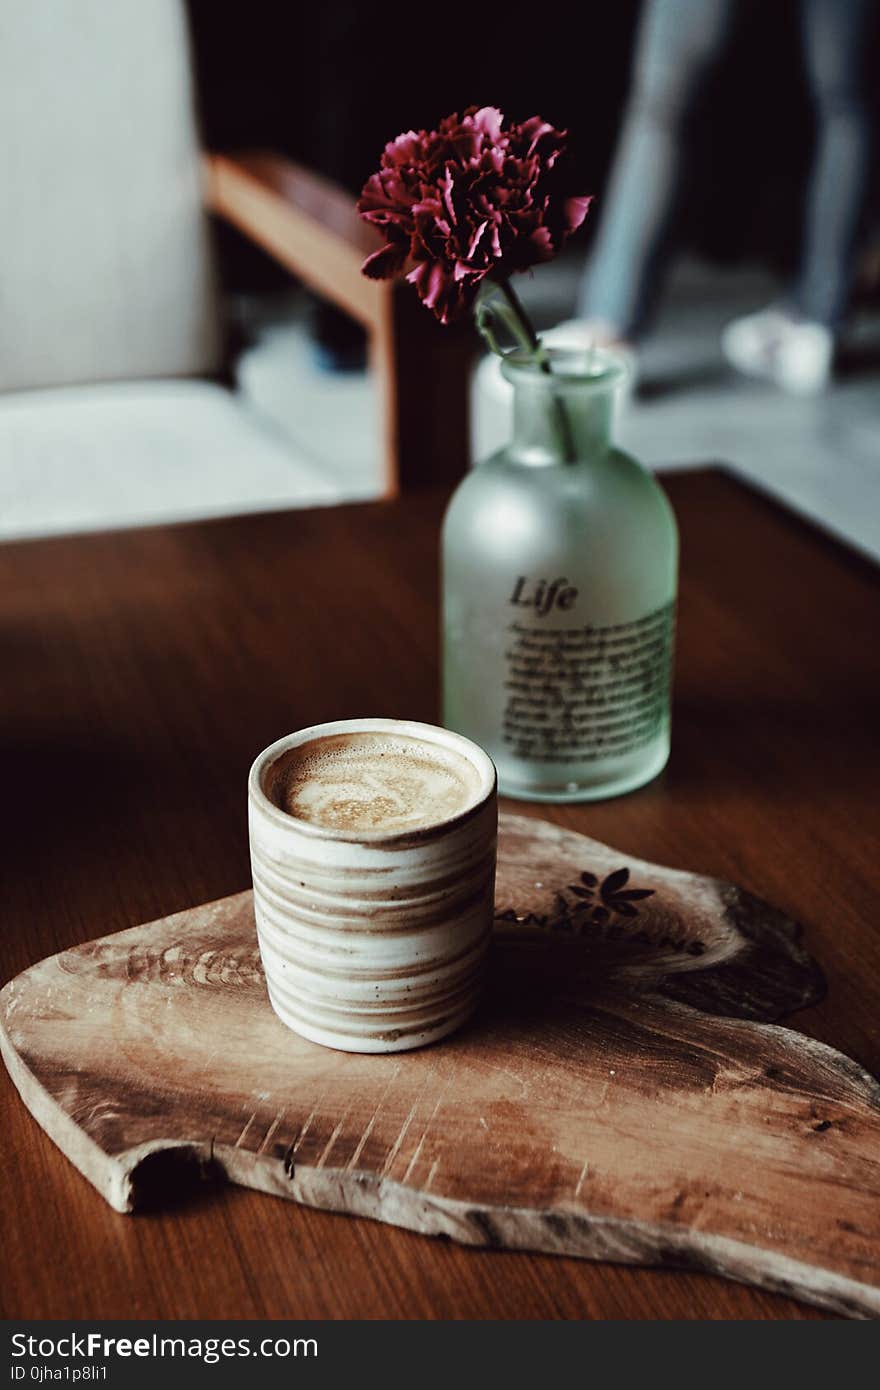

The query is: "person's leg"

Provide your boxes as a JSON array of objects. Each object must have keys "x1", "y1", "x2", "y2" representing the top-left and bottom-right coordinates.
[
  {"x1": 577, "y1": 0, "x2": 735, "y2": 338},
  {"x1": 723, "y1": 0, "x2": 874, "y2": 392},
  {"x1": 792, "y1": 0, "x2": 874, "y2": 328}
]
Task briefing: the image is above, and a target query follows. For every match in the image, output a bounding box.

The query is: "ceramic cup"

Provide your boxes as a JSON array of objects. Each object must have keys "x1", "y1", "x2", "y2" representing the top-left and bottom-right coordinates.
[{"x1": 248, "y1": 718, "x2": 498, "y2": 1053}]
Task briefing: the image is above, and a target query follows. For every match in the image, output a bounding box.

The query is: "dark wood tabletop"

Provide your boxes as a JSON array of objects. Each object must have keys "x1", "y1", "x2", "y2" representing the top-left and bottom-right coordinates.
[{"x1": 1, "y1": 468, "x2": 878, "y2": 1321}]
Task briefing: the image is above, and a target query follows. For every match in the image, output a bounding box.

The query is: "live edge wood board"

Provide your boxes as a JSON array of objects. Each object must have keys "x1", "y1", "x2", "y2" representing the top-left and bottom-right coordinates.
[{"x1": 2, "y1": 814, "x2": 878, "y2": 1318}]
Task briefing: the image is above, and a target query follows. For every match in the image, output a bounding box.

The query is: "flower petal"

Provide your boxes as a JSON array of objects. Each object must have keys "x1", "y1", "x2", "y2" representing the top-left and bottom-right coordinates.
[
  {"x1": 564, "y1": 194, "x2": 594, "y2": 232},
  {"x1": 358, "y1": 108, "x2": 593, "y2": 316},
  {"x1": 361, "y1": 242, "x2": 408, "y2": 280}
]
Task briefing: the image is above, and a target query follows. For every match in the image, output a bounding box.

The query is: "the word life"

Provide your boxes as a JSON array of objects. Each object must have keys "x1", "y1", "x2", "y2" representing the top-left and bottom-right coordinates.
[{"x1": 509, "y1": 576, "x2": 579, "y2": 618}]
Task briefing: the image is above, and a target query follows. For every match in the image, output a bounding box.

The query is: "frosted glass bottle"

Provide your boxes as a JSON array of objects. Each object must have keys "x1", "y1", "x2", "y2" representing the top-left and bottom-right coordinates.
[{"x1": 443, "y1": 348, "x2": 678, "y2": 801}]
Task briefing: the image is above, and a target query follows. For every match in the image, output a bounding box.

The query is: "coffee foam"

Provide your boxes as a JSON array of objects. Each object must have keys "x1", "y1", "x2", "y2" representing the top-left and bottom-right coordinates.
[{"x1": 264, "y1": 731, "x2": 484, "y2": 833}]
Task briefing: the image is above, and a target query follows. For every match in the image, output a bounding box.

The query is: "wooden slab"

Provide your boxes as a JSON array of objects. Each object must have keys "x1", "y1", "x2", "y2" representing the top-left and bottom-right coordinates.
[{"x1": 2, "y1": 813, "x2": 878, "y2": 1317}]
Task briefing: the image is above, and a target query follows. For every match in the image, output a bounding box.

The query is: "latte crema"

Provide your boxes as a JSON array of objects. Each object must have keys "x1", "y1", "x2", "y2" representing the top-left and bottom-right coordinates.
[{"x1": 264, "y1": 730, "x2": 483, "y2": 832}]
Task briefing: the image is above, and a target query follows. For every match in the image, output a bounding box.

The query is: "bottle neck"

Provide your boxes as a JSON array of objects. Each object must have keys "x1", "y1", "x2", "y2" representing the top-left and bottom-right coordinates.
[
  {"x1": 501, "y1": 348, "x2": 624, "y2": 467},
  {"x1": 510, "y1": 384, "x2": 614, "y2": 465}
]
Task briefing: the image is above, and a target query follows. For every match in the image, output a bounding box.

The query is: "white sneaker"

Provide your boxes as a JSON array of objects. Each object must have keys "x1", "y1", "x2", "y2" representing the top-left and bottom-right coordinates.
[{"x1": 722, "y1": 308, "x2": 834, "y2": 395}]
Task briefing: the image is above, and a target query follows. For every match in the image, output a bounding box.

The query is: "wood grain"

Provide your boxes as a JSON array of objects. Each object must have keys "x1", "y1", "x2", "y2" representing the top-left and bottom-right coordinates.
[
  {"x1": 1, "y1": 469, "x2": 878, "y2": 1320},
  {"x1": 7, "y1": 815, "x2": 879, "y2": 1316}
]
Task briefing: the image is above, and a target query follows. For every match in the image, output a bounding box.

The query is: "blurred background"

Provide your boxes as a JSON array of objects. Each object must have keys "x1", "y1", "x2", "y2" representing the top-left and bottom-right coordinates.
[{"x1": 2, "y1": 0, "x2": 878, "y2": 552}]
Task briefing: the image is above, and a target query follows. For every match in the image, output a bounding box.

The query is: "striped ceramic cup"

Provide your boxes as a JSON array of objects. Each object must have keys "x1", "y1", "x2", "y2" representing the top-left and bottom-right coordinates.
[{"x1": 248, "y1": 718, "x2": 498, "y2": 1053}]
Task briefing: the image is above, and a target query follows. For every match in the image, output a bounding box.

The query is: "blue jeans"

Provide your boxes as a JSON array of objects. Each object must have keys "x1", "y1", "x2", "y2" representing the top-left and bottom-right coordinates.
[{"x1": 578, "y1": 0, "x2": 874, "y2": 333}]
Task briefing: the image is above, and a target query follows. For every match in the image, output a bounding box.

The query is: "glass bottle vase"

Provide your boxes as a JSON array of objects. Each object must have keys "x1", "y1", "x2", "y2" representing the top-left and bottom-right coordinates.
[{"x1": 442, "y1": 347, "x2": 678, "y2": 802}]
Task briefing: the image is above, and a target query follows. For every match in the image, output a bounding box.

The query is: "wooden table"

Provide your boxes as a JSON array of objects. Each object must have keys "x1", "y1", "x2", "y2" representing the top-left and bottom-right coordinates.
[{"x1": 1, "y1": 468, "x2": 878, "y2": 1321}]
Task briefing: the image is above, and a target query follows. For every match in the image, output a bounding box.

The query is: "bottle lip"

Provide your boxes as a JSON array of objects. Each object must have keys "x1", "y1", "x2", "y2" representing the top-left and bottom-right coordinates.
[{"x1": 500, "y1": 344, "x2": 629, "y2": 390}]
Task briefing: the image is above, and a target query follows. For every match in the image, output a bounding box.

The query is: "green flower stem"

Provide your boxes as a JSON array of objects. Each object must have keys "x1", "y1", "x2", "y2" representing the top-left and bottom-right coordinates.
[{"x1": 497, "y1": 278, "x2": 577, "y2": 464}]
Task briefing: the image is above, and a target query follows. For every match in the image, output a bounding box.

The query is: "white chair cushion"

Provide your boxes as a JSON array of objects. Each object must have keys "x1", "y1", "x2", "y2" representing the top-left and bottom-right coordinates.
[
  {"x1": 0, "y1": 381, "x2": 345, "y2": 540},
  {"x1": 235, "y1": 315, "x2": 384, "y2": 501}
]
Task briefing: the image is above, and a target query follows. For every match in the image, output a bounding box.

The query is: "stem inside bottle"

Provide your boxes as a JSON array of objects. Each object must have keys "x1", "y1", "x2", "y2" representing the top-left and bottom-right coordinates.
[{"x1": 501, "y1": 349, "x2": 625, "y2": 465}]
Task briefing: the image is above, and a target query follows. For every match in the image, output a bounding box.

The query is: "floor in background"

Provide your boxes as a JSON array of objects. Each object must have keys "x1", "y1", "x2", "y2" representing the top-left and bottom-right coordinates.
[
  {"x1": 2, "y1": 257, "x2": 877, "y2": 555},
  {"x1": 239, "y1": 254, "x2": 880, "y2": 560},
  {"x1": 624, "y1": 266, "x2": 880, "y2": 561}
]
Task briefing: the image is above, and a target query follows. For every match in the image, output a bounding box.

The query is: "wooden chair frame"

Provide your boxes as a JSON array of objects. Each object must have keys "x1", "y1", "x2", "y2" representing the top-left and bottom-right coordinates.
[{"x1": 203, "y1": 152, "x2": 475, "y2": 496}]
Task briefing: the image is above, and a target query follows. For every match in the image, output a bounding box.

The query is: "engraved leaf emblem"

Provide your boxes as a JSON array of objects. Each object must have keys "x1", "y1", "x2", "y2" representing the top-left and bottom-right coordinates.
[
  {"x1": 498, "y1": 864, "x2": 660, "y2": 937},
  {"x1": 598, "y1": 867, "x2": 656, "y2": 918},
  {"x1": 601, "y1": 867, "x2": 630, "y2": 899},
  {"x1": 568, "y1": 870, "x2": 598, "y2": 901}
]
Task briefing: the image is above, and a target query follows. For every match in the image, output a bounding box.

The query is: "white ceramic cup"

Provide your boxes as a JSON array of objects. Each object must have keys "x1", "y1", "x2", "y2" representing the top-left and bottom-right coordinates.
[{"x1": 248, "y1": 718, "x2": 498, "y2": 1053}]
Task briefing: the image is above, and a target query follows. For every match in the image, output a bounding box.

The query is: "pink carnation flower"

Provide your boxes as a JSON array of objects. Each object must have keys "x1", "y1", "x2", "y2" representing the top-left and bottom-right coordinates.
[{"x1": 358, "y1": 106, "x2": 592, "y2": 324}]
